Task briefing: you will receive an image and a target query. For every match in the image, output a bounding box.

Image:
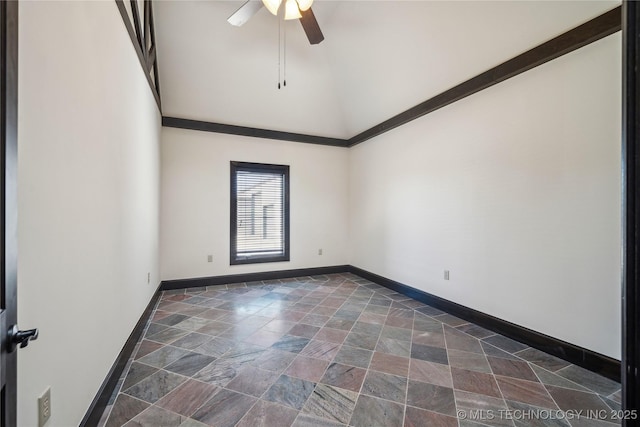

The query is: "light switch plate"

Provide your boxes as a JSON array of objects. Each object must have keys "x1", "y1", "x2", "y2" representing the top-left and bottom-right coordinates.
[{"x1": 38, "y1": 387, "x2": 51, "y2": 427}]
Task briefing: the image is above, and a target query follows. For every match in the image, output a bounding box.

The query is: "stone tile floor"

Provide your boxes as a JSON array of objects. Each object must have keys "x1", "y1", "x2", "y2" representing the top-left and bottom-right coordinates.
[{"x1": 99, "y1": 273, "x2": 622, "y2": 427}]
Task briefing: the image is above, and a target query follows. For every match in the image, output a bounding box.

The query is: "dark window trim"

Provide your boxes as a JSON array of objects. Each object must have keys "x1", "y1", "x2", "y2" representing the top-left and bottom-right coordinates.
[{"x1": 230, "y1": 161, "x2": 290, "y2": 265}]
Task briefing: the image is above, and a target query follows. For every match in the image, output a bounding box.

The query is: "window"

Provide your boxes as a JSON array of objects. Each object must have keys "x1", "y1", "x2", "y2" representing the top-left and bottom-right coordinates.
[{"x1": 230, "y1": 161, "x2": 290, "y2": 264}]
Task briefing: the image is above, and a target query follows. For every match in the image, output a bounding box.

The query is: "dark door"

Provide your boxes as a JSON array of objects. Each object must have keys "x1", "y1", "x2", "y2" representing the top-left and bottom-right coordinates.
[
  {"x1": 0, "y1": 1, "x2": 18, "y2": 425},
  {"x1": 623, "y1": 0, "x2": 640, "y2": 420},
  {"x1": 0, "y1": 3, "x2": 39, "y2": 426}
]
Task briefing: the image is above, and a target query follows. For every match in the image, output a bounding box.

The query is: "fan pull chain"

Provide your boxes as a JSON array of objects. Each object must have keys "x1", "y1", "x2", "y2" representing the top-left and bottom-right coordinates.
[{"x1": 283, "y1": 21, "x2": 287, "y2": 87}]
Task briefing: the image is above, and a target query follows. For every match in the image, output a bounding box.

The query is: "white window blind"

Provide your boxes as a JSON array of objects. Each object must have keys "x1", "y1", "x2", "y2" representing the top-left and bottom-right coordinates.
[{"x1": 231, "y1": 162, "x2": 289, "y2": 264}]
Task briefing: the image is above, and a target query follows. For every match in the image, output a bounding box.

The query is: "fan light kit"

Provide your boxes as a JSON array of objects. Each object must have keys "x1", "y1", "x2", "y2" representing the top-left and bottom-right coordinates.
[
  {"x1": 227, "y1": 0, "x2": 324, "y2": 89},
  {"x1": 227, "y1": 0, "x2": 324, "y2": 45},
  {"x1": 262, "y1": 0, "x2": 313, "y2": 20}
]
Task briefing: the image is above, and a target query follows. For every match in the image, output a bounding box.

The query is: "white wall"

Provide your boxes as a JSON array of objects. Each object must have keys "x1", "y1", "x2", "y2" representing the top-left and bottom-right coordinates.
[
  {"x1": 18, "y1": 2, "x2": 161, "y2": 426},
  {"x1": 349, "y1": 33, "x2": 622, "y2": 359},
  {"x1": 161, "y1": 127, "x2": 349, "y2": 280}
]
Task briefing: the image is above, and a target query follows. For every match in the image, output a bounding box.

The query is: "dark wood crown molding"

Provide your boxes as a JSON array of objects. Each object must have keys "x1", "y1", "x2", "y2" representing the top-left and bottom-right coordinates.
[{"x1": 162, "y1": 116, "x2": 349, "y2": 147}]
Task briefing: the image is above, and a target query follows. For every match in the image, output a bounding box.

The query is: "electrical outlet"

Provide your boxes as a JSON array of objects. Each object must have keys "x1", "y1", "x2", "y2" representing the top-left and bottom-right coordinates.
[
  {"x1": 207, "y1": 255, "x2": 213, "y2": 263},
  {"x1": 444, "y1": 270, "x2": 450, "y2": 280},
  {"x1": 147, "y1": 272, "x2": 150, "y2": 283},
  {"x1": 318, "y1": 249, "x2": 323, "y2": 255},
  {"x1": 38, "y1": 387, "x2": 51, "y2": 427}
]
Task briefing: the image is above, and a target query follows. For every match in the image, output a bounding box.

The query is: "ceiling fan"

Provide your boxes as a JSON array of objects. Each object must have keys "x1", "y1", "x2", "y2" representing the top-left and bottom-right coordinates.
[{"x1": 227, "y1": 0, "x2": 324, "y2": 45}]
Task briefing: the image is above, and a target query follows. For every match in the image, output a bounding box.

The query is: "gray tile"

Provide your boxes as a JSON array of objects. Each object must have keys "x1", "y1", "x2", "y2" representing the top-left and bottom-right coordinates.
[
  {"x1": 122, "y1": 362, "x2": 159, "y2": 390},
  {"x1": 351, "y1": 321, "x2": 382, "y2": 336},
  {"x1": 194, "y1": 336, "x2": 235, "y2": 357},
  {"x1": 444, "y1": 325, "x2": 483, "y2": 353},
  {"x1": 147, "y1": 327, "x2": 191, "y2": 345},
  {"x1": 264, "y1": 374, "x2": 316, "y2": 410},
  {"x1": 380, "y1": 325, "x2": 412, "y2": 342},
  {"x1": 481, "y1": 342, "x2": 521, "y2": 361},
  {"x1": 411, "y1": 343, "x2": 449, "y2": 365},
  {"x1": 407, "y1": 380, "x2": 456, "y2": 416},
  {"x1": 412, "y1": 330, "x2": 446, "y2": 348},
  {"x1": 344, "y1": 332, "x2": 378, "y2": 351},
  {"x1": 236, "y1": 399, "x2": 299, "y2": 427},
  {"x1": 325, "y1": 317, "x2": 355, "y2": 331},
  {"x1": 156, "y1": 314, "x2": 190, "y2": 327},
  {"x1": 124, "y1": 370, "x2": 187, "y2": 403},
  {"x1": 456, "y1": 324, "x2": 496, "y2": 339},
  {"x1": 545, "y1": 386, "x2": 612, "y2": 419},
  {"x1": 272, "y1": 335, "x2": 311, "y2": 354},
  {"x1": 350, "y1": 395, "x2": 404, "y2": 427},
  {"x1": 409, "y1": 359, "x2": 453, "y2": 388},
  {"x1": 434, "y1": 314, "x2": 468, "y2": 327},
  {"x1": 404, "y1": 406, "x2": 458, "y2": 427},
  {"x1": 299, "y1": 339, "x2": 341, "y2": 361},
  {"x1": 320, "y1": 363, "x2": 366, "y2": 392},
  {"x1": 555, "y1": 365, "x2": 621, "y2": 396},
  {"x1": 294, "y1": 411, "x2": 345, "y2": 426},
  {"x1": 495, "y1": 376, "x2": 557, "y2": 409},
  {"x1": 192, "y1": 359, "x2": 238, "y2": 386},
  {"x1": 145, "y1": 323, "x2": 169, "y2": 337},
  {"x1": 174, "y1": 317, "x2": 213, "y2": 332},
  {"x1": 334, "y1": 309, "x2": 362, "y2": 322},
  {"x1": 156, "y1": 379, "x2": 220, "y2": 417},
  {"x1": 448, "y1": 349, "x2": 491, "y2": 374},
  {"x1": 171, "y1": 332, "x2": 212, "y2": 350},
  {"x1": 226, "y1": 366, "x2": 281, "y2": 397},
  {"x1": 333, "y1": 345, "x2": 373, "y2": 369},
  {"x1": 221, "y1": 342, "x2": 265, "y2": 366},
  {"x1": 530, "y1": 365, "x2": 590, "y2": 392},
  {"x1": 178, "y1": 418, "x2": 209, "y2": 427},
  {"x1": 488, "y1": 357, "x2": 539, "y2": 382},
  {"x1": 454, "y1": 390, "x2": 511, "y2": 427},
  {"x1": 125, "y1": 405, "x2": 184, "y2": 427},
  {"x1": 255, "y1": 348, "x2": 298, "y2": 372},
  {"x1": 506, "y1": 400, "x2": 571, "y2": 427},
  {"x1": 302, "y1": 384, "x2": 358, "y2": 424},
  {"x1": 413, "y1": 314, "x2": 444, "y2": 332},
  {"x1": 105, "y1": 394, "x2": 150, "y2": 427},
  {"x1": 568, "y1": 418, "x2": 620, "y2": 427},
  {"x1": 451, "y1": 367, "x2": 502, "y2": 399},
  {"x1": 164, "y1": 353, "x2": 216, "y2": 377},
  {"x1": 361, "y1": 370, "x2": 407, "y2": 403},
  {"x1": 192, "y1": 388, "x2": 258, "y2": 427},
  {"x1": 600, "y1": 395, "x2": 620, "y2": 411},
  {"x1": 375, "y1": 337, "x2": 411, "y2": 357},
  {"x1": 515, "y1": 348, "x2": 571, "y2": 372},
  {"x1": 415, "y1": 305, "x2": 446, "y2": 317},
  {"x1": 138, "y1": 346, "x2": 189, "y2": 368},
  {"x1": 482, "y1": 335, "x2": 528, "y2": 354}
]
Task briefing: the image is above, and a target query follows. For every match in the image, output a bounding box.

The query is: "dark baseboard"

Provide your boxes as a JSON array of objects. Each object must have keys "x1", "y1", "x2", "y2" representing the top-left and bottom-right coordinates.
[
  {"x1": 160, "y1": 265, "x2": 351, "y2": 291},
  {"x1": 79, "y1": 284, "x2": 163, "y2": 427},
  {"x1": 348, "y1": 265, "x2": 621, "y2": 382}
]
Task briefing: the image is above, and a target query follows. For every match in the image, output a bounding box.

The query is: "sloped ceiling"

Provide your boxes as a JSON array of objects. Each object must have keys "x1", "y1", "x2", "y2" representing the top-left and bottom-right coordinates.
[{"x1": 154, "y1": 0, "x2": 619, "y2": 139}]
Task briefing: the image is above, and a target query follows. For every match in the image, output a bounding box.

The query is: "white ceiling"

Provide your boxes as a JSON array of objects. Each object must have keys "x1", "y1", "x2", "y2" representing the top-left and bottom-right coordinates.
[{"x1": 154, "y1": 0, "x2": 619, "y2": 139}]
